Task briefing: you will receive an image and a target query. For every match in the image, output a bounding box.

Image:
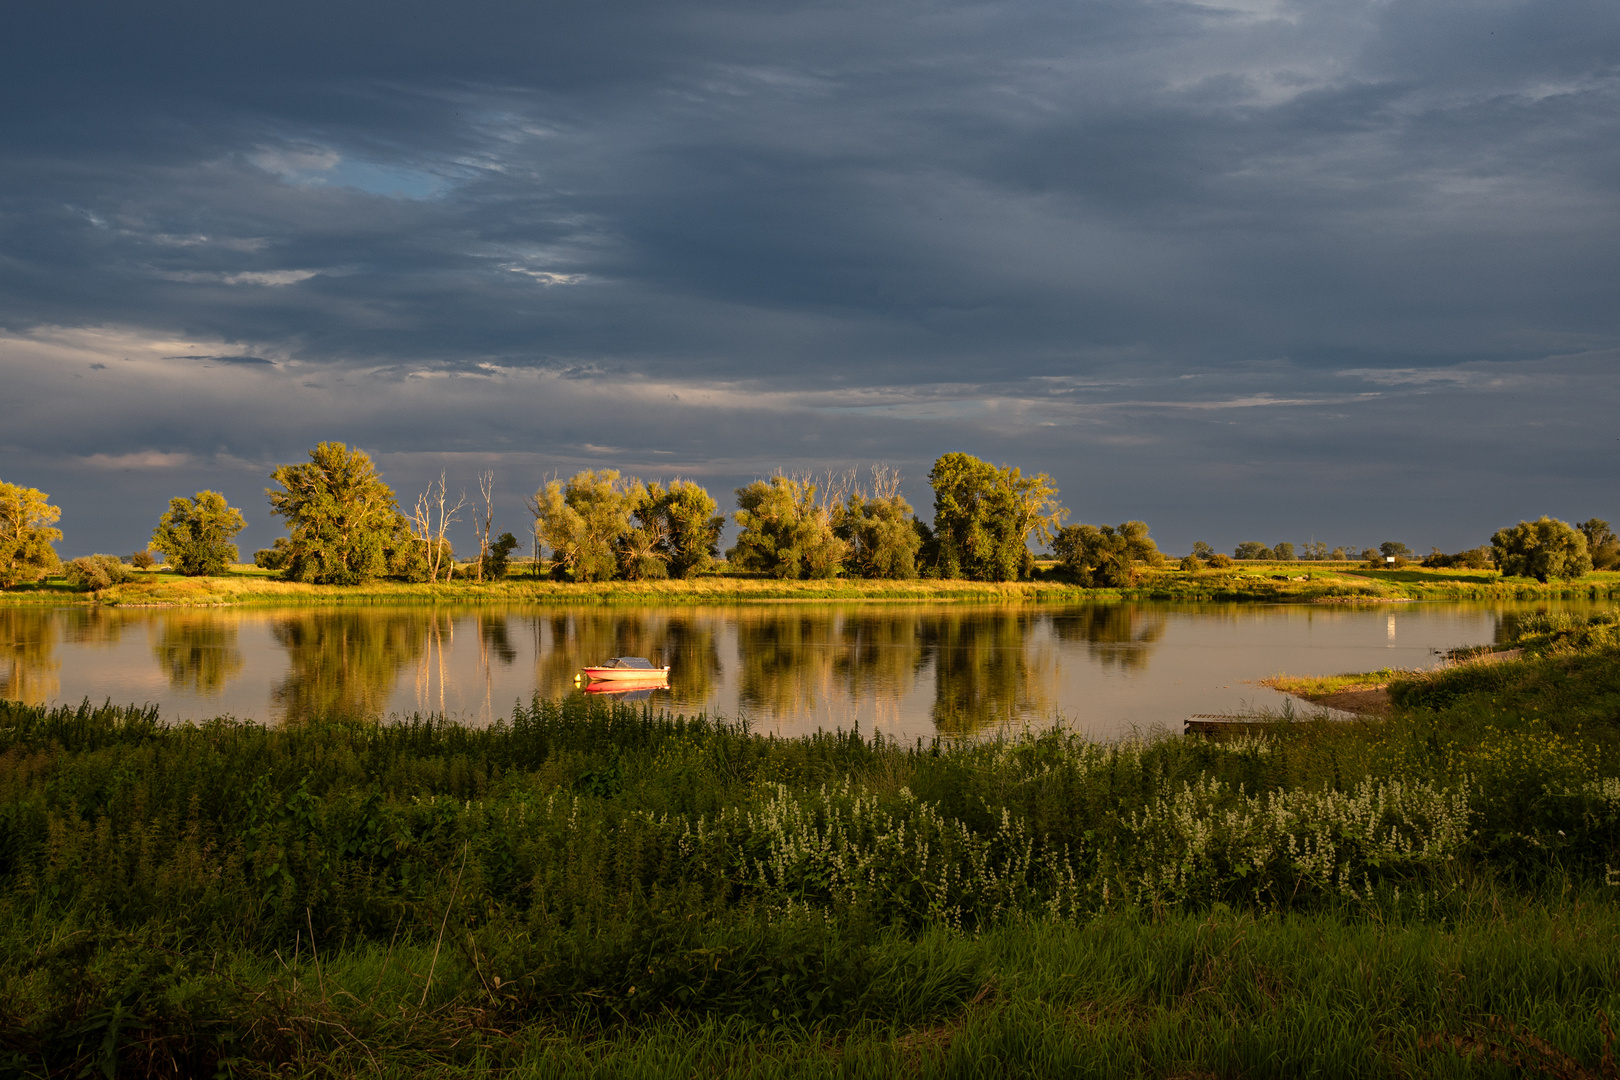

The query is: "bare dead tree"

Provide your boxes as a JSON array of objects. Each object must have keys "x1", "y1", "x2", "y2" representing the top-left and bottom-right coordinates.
[
  {"x1": 474, "y1": 470, "x2": 495, "y2": 583},
  {"x1": 868, "y1": 464, "x2": 904, "y2": 500},
  {"x1": 413, "y1": 472, "x2": 466, "y2": 584}
]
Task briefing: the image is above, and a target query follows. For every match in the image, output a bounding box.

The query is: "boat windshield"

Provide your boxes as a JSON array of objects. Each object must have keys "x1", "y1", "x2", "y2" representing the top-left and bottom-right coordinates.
[{"x1": 607, "y1": 657, "x2": 657, "y2": 669}]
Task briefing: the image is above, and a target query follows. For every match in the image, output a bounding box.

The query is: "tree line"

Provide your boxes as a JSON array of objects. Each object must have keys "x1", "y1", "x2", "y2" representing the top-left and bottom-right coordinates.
[{"x1": 1, "y1": 448, "x2": 1615, "y2": 589}]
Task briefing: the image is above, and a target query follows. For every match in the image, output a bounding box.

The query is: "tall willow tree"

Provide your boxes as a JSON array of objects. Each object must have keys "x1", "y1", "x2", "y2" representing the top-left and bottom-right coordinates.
[
  {"x1": 835, "y1": 466, "x2": 921, "y2": 579},
  {"x1": 531, "y1": 470, "x2": 641, "y2": 582},
  {"x1": 266, "y1": 443, "x2": 408, "y2": 585},
  {"x1": 617, "y1": 479, "x2": 725, "y2": 580},
  {"x1": 925, "y1": 453, "x2": 1063, "y2": 581},
  {"x1": 729, "y1": 474, "x2": 846, "y2": 579}
]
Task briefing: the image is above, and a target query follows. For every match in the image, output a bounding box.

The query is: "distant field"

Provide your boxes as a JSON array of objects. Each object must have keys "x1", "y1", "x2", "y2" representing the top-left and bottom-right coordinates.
[{"x1": 3, "y1": 562, "x2": 1616, "y2": 606}]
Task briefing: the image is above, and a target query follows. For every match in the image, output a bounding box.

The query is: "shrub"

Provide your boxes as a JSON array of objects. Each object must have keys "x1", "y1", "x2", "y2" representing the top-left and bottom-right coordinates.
[
  {"x1": 1179, "y1": 554, "x2": 1201, "y2": 571},
  {"x1": 1052, "y1": 521, "x2": 1163, "y2": 587},
  {"x1": 1421, "y1": 546, "x2": 1493, "y2": 570},
  {"x1": 1207, "y1": 553, "x2": 1233, "y2": 569},
  {"x1": 63, "y1": 554, "x2": 133, "y2": 591},
  {"x1": 130, "y1": 549, "x2": 157, "y2": 569}
]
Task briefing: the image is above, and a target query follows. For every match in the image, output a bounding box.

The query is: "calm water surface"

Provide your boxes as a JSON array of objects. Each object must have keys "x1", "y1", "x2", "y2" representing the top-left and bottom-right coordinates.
[{"x1": 0, "y1": 601, "x2": 1596, "y2": 739}]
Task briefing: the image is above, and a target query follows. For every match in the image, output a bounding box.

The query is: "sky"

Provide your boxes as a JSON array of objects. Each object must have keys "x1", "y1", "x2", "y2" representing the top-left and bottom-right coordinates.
[{"x1": 2, "y1": 0, "x2": 1617, "y2": 559}]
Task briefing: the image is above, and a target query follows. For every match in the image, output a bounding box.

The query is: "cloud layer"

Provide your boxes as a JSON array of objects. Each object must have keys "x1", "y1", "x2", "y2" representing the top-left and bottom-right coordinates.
[{"x1": 3, "y1": 0, "x2": 1617, "y2": 556}]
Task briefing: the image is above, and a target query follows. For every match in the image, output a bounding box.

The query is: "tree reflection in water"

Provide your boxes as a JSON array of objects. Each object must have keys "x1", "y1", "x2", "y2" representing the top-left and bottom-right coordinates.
[
  {"x1": 0, "y1": 609, "x2": 58, "y2": 704},
  {"x1": 272, "y1": 612, "x2": 428, "y2": 721},
  {"x1": 735, "y1": 609, "x2": 844, "y2": 718},
  {"x1": 59, "y1": 608, "x2": 125, "y2": 646},
  {"x1": 152, "y1": 612, "x2": 244, "y2": 694},
  {"x1": 833, "y1": 611, "x2": 928, "y2": 691},
  {"x1": 923, "y1": 609, "x2": 1054, "y2": 737},
  {"x1": 1050, "y1": 604, "x2": 1167, "y2": 670}
]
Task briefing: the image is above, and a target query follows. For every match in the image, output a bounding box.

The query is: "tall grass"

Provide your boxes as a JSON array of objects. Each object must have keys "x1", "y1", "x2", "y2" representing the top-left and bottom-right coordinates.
[{"x1": 5, "y1": 633, "x2": 1620, "y2": 1075}]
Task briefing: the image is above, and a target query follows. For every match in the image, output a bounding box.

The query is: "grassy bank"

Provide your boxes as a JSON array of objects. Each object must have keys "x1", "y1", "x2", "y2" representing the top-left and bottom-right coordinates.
[
  {"x1": 6, "y1": 561, "x2": 1618, "y2": 607},
  {"x1": 5, "y1": 610, "x2": 1620, "y2": 1075}
]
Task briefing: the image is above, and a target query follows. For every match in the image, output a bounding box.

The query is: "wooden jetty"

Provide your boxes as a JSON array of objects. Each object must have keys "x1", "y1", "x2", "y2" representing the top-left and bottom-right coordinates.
[{"x1": 1184, "y1": 714, "x2": 1276, "y2": 738}]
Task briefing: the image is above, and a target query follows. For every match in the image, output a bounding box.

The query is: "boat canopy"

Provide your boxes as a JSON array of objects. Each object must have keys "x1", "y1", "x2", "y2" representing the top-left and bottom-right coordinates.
[{"x1": 603, "y1": 656, "x2": 659, "y2": 669}]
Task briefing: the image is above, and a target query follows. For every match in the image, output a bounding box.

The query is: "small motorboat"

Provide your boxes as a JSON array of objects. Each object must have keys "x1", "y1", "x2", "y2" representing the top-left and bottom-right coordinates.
[{"x1": 579, "y1": 656, "x2": 670, "y2": 684}]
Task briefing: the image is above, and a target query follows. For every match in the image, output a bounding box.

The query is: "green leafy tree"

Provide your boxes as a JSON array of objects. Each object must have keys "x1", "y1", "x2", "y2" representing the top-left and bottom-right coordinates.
[
  {"x1": 1272, "y1": 541, "x2": 1296, "y2": 561},
  {"x1": 925, "y1": 453, "x2": 1063, "y2": 581},
  {"x1": 1379, "y1": 541, "x2": 1412, "y2": 560},
  {"x1": 729, "y1": 474, "x2": 847, "y2": 579},
  {"x1": 266, "y1": 442, "x2": 407, "y2": 585},
  {"x1": 1190, "y1": 541, "x2": 1215, "y2": 560},
  {"x1": 1233, "y1": 542, "x2": 1272, "y2": 560},
  {"x1": 1579, "y1": 519, "x2": 1620, "y2": 571},
  {"x1": 0, "y1": 481, "x2": 62, "y2": 588},
  {"x1": 150, "y1": 490, "x2": 247, "y2": 576},
  {"x1": 1492, "y1": 517, "x2": 1592, "y2": 583},
  {"x1": 1052, "y1": 521, "x2": 1164, "y2": 587},
  {"x1": 533, "y1": 470, "x2": 640, "y2": 582},
  {"x1": 835, "y1": 467, "x2": 921, "y2": 580}
]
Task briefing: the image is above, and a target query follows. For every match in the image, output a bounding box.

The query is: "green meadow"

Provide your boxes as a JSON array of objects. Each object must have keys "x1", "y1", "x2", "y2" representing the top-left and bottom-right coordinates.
[{"x1": 4, "y1": 609, "x2": 1620, "y2": 1075}]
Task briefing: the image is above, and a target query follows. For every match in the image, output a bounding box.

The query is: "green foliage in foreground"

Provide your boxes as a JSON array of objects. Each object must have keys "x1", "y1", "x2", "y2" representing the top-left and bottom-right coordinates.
[{"x1": 5, "y1": 631, "x2": 1620, "y2": 1075}]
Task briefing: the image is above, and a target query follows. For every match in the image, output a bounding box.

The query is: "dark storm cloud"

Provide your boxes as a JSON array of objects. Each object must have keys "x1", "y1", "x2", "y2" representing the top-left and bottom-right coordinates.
[{"x1": 1, "y1": 0, "x2": 1617, "y2": 556}]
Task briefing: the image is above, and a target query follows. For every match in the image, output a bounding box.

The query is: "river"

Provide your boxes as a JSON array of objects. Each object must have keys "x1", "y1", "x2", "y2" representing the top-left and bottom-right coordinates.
[{"x1": 0, "y1": 600, "x2": 1598, "y2": 739}]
